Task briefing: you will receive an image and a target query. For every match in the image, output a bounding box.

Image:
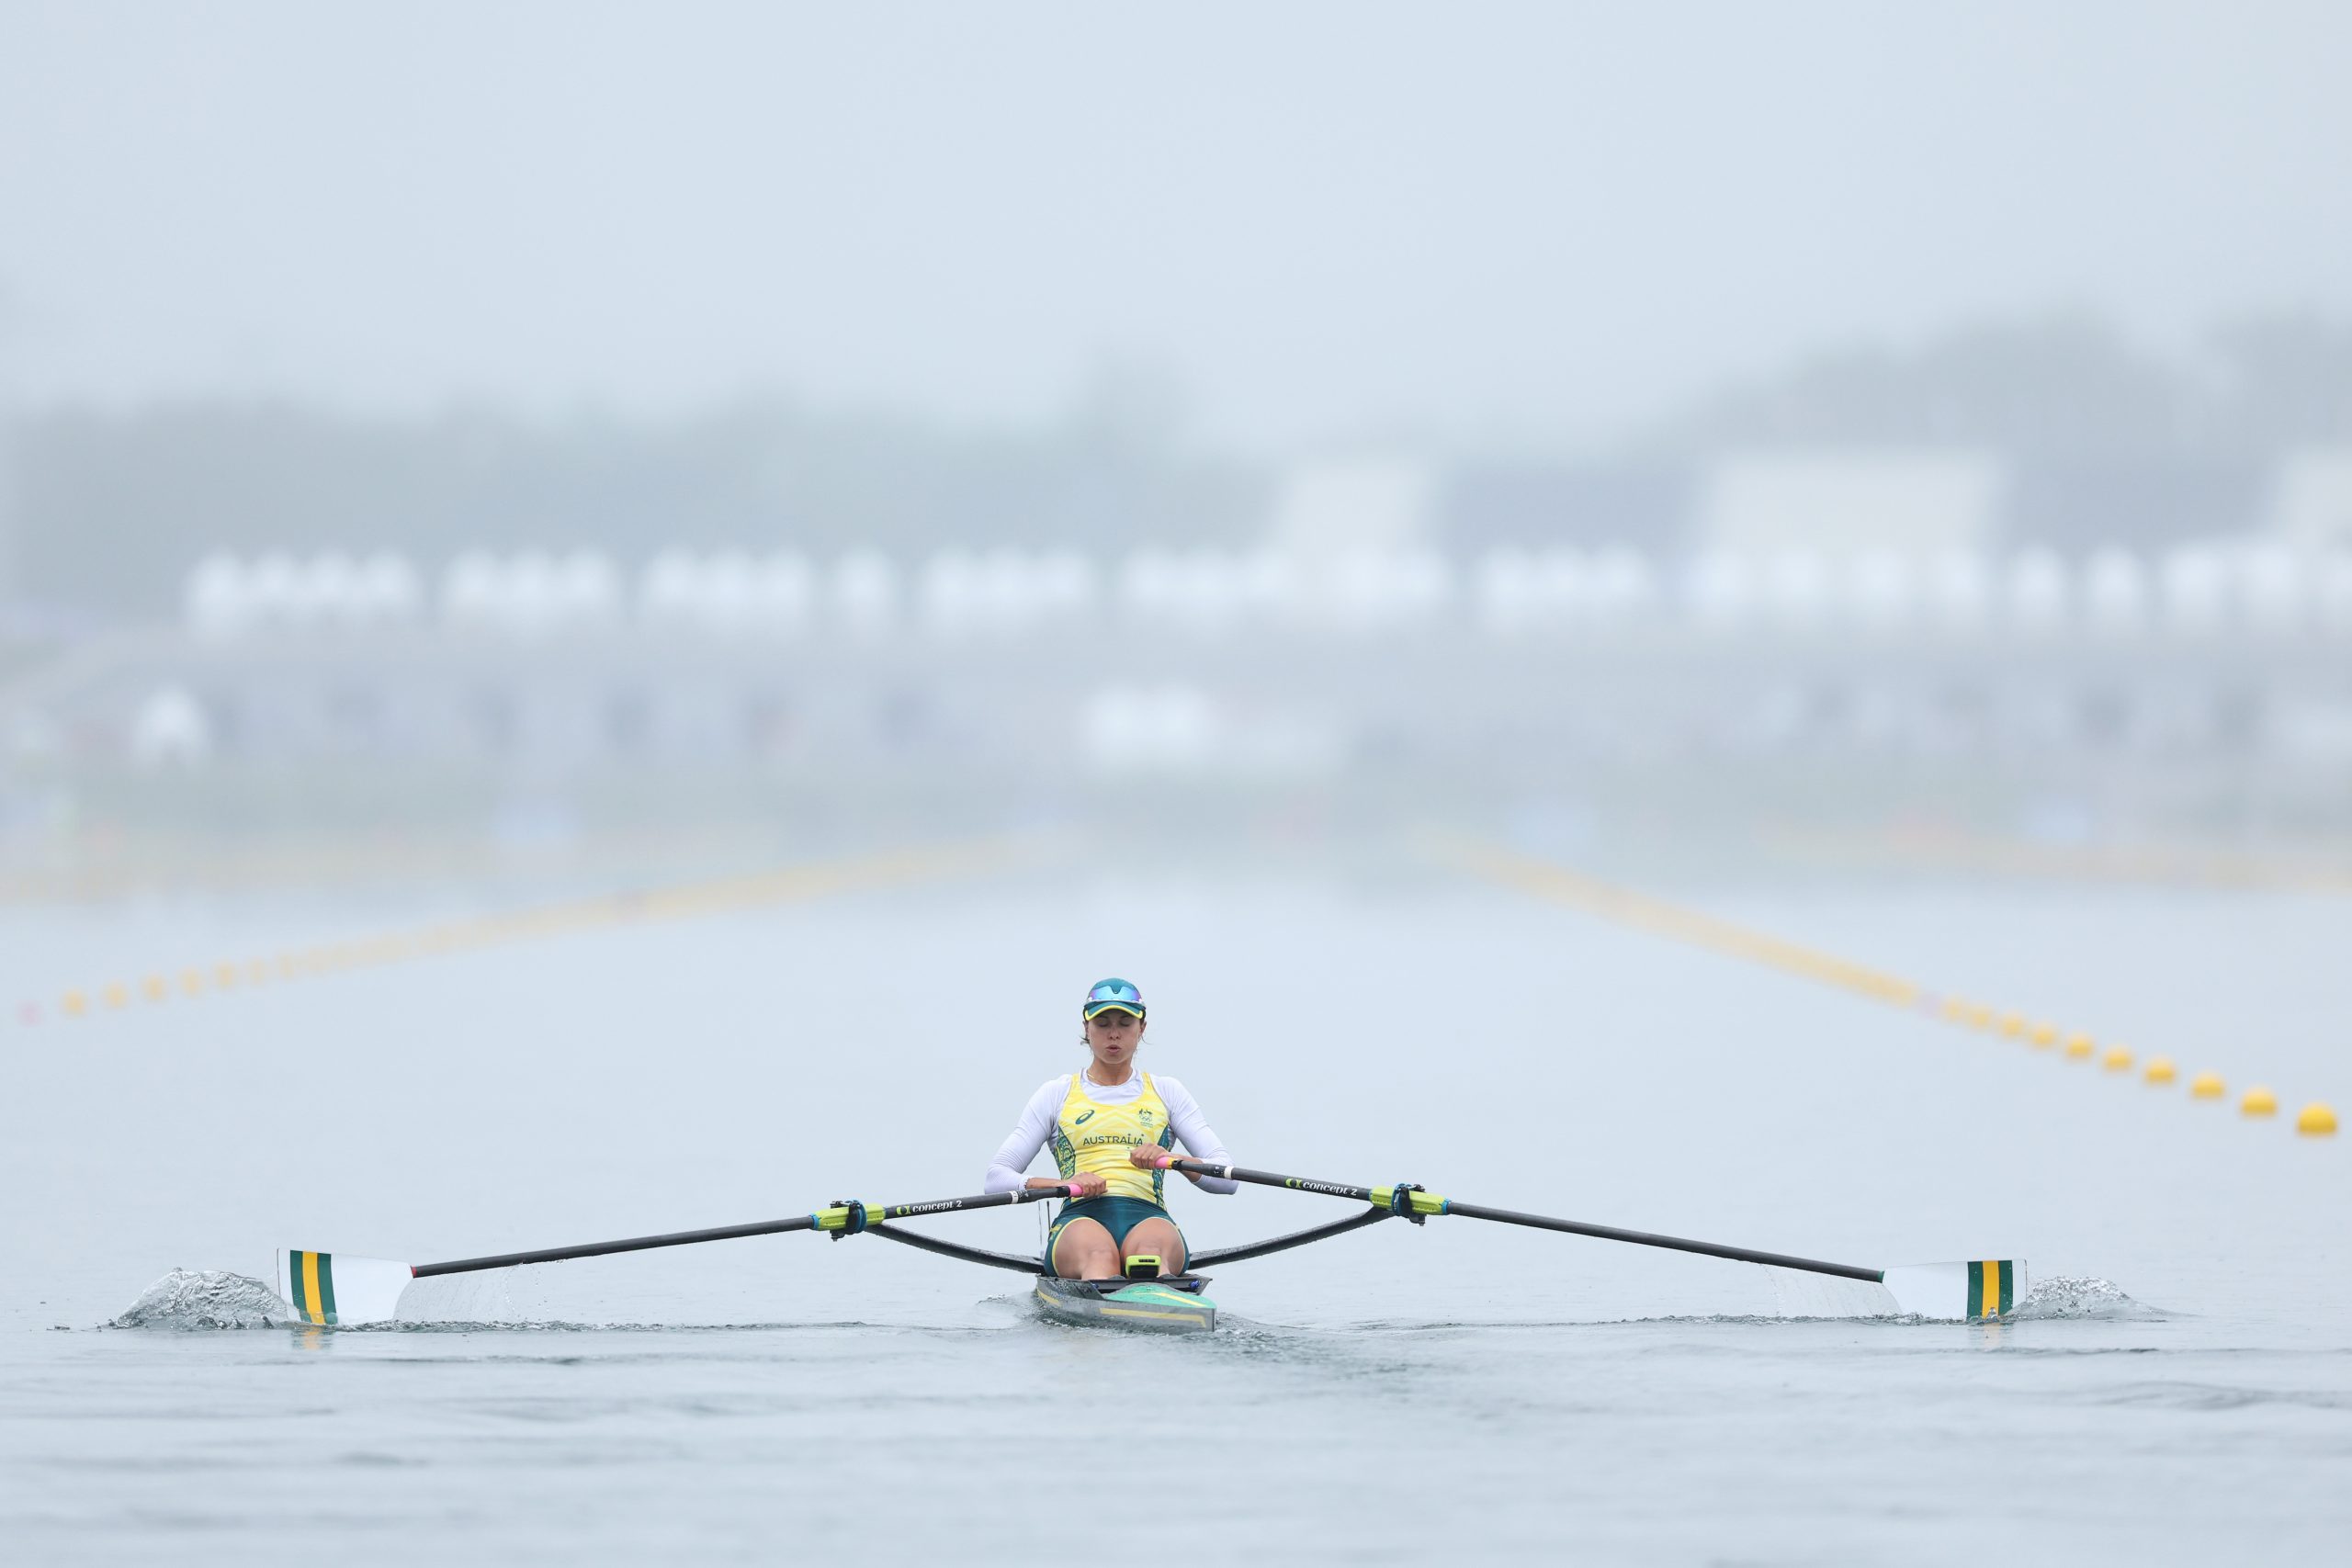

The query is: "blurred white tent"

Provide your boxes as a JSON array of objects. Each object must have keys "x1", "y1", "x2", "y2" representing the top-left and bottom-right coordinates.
[
  {"x1": 1079, "y1": 683, "x2": 1219, "y2": 771},
  {"x1": 2238, "y1": 545, "x2": 2305, "y2": 634},
  {"x1": 1472, "y1": 550, "x2": 1544, "y2": 634},
  {"x1": 918, "y1": 550, "x2": 985, "y2": 636},
  {"x1": 355, "y1": 554, "x2": 423, "y2": 624},
  {"x1": 184, "y1": 554, "x2": 250, "y2": 638},
  {"x1": 832, "y1": 552, "x2": 901, "y2": 635},
  {"x1": 2004, "y1": 548, "x2": 2071, "y2": 632},
  {"x1": 639, "y1": 550, "x2": 704, "y2": 626},
  {"x1": 1585, "y1": 548, "x2": 1657, "y2": 626},
  {"x1": 695, "y1": 552, "x2": 759, "y2": 632},
  {"x1": 1317, "y1": 549, "x2": 1452, "y2": 631},
  {"x1": 638, "y1": 550, "x2": 813, "y2": 635},
  {"x1": 130, "y1": 684, "x2": 210, "y2": 767},
  {"x1": 1261, "y1": 457, "x2": 1444, "y2": 632},
  {"x1": 1919, "y1": 552, "x2": 1992, "y2": 630},
  {"x1": 1120, "y1": 549, "x2": 1293, "y2": 633},
  {"x1": 2160, "y1": 546, "x2": 2233, "y2": 634},
  {"x1": 441, "y1": 551, "x2": 620, "y2": 635},
  {"x1": 1476, "y1": 550, "x2": 1668, "y2": 635},
  {"x1": 919, "y1": 549, "x2": 1097, "y2": 637},
  {"x1": 185, "y1": 552, "x2": 424, "y2": 637},
  {"x1": 1844, "y1": 551, "x2": 1917, "y2": 629},
  {"x1": 1683, "y1": 552, "x2": 1756, "y2": 632},
  {"x1": 2081, "y1": 548, "x2": 2150, "y2": 635},
  {"x1": 1759, "y1": 551, "x2": 1831, "y2": 628},
  {"x1": 753, "y1": 554, "x2": 816, "y2": 629}
]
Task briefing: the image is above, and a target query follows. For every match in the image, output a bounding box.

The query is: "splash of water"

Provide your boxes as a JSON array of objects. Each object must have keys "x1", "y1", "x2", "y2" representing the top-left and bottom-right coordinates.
[
  {"x1": 1761, "y1": 1265, "x2": 2155, "y2": 1323},
  {"x1": 112, "y1": 1269, "x2": 292, "y2": 1330},
  {"x1": 2013, "y1": 1276, "x2": 2158, "y2": 1321}
]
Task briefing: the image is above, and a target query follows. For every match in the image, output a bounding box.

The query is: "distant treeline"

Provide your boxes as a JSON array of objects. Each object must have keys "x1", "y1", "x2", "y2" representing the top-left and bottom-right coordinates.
[{"x1": 4, "y1": 313, "x2": 2346, "y2": 616}]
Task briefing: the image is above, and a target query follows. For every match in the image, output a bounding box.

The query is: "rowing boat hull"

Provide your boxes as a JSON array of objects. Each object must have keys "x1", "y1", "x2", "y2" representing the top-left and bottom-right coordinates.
[{"x1": 1033, "y1": 1275, "x2": 1217, "y2": 1333}]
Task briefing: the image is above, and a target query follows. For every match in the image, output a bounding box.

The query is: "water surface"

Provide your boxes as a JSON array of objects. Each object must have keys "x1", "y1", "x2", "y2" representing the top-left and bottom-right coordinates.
[{"x1": 5, "y1": 871, "x2": 2346, "y2": 1562}]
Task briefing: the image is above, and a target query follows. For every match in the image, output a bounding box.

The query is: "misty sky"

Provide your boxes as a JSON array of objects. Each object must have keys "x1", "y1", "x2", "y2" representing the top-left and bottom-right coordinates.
[{"x1": 2, "y1": 2, "x2": 2347, "y2": 449}]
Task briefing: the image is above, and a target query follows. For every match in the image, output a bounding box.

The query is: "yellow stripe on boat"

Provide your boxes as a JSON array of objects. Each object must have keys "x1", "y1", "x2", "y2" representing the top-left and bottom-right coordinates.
[{"x1": 301, "y1": 1251, "x2": 326, "y2": 1325}]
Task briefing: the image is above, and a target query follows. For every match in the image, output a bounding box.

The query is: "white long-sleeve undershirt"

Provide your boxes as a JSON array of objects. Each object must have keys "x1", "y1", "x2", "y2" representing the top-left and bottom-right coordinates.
[{"x1": 985, "y1": 1073, "x2": 1238, "y2": 1196}]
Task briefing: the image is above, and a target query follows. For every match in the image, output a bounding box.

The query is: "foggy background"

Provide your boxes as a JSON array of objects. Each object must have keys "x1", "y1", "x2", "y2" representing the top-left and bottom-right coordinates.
[
  {"x1": 5, "y1": 1, "x2": 2351, "y2": 892},
  {"x1": 6, "y1": 17, "x2": 2351, "y2": 1561}
]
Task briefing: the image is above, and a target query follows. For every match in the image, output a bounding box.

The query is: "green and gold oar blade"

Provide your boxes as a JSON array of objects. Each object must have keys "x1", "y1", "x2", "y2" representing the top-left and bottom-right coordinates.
[
  {"x1": 277, "y1": 1250, "x2": 415, "y2": 1326},
  {"x1": 1881, "y1": 1259, "x2": 2026, "y2": 1321}
]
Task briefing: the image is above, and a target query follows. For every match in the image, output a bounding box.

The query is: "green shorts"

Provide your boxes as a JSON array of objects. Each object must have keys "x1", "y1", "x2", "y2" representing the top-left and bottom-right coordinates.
[{"x1": 1047, "y1": 1196, "x2": 1185, "y2": 1270}]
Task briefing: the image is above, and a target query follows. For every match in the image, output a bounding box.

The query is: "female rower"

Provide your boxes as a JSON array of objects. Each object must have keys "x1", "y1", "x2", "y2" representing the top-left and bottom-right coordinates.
[{"x1": 983, "y1": 977, "x2": 1238, "y2": 1279}]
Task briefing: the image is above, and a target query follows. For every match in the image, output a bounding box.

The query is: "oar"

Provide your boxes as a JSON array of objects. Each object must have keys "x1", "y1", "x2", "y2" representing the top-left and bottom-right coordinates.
[
  {"x1": 277, "y1": 1184, "x2": 1080, "y2": 1326},
  {"x1": 1163, "y1": 1159, "x2": 2023, "y2": 1321}
]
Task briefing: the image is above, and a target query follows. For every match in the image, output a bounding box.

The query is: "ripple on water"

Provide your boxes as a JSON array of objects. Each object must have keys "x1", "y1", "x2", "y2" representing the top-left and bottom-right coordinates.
[{"x1": 107, "y1": 1269, "x2": 2160, "y2": 1334}]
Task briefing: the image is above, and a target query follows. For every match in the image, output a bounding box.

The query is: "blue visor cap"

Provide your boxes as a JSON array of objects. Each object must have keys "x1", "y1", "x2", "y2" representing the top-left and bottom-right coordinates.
[{"x1": 1083, "y1": 977, "x2": 1146, "y2": 1021}]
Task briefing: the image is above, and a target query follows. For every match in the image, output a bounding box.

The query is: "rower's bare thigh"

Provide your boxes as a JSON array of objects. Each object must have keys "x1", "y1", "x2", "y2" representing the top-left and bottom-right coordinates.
[
  {"x1": 1120, "y1": 1215, "x2": 1185, "y2": 1274},
  {"x1": 1050, "y1": 1217, "x2": 1118, "y2": 1279}
]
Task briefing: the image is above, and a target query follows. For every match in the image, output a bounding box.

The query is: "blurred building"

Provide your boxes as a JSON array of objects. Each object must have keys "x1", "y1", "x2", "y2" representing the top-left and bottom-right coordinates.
[{"x1": 5, "y1": 319, "x2": 2349, "y2": 858}]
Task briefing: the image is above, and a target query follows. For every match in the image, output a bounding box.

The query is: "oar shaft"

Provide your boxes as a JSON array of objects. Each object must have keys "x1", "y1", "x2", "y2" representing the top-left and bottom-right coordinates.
[
  {"x1": 1167, "y1": 1160, "x2": 1884, "y2": 1286},
  {"x1": 413, "y1": 1187, "x2": 1063, "y2": 1279},
  {"x1": 1439, "y1": 1200, "x2": 1883, "y2": 1283},
  {"x1": 1170, "y1": 1162, "x2": 1383, "y2": 1203},
  {"x1": 415, "y1": 1216, "x2": 819, "y2": 1276}
]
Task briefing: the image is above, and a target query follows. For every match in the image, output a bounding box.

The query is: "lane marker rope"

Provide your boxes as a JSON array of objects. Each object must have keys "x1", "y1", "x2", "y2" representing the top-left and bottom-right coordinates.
[
  {"x1": 1427, "y1": 831, "x2": 2338, "y2": 1141},
  {"x1": 19, "y1": 834, "x2": 1055, "y2": 1032}
]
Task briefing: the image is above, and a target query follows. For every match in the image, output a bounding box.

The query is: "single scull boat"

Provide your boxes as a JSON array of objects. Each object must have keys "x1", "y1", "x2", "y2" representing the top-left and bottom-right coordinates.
[{"x1": 278, "y1": 1161, "x2": 2023, "y2": 1332}]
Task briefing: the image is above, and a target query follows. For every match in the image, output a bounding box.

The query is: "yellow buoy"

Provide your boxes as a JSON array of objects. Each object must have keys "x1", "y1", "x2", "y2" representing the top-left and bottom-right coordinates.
[
  {"x1": 2190, "y1": 1072, "x2": 2226, "y2": 1100},
  {"x1": 1997, "y1": 1012, "x2": 2026, "y2": 1037},
  {"x1": 62, "y1": 990, "x2": 88, "y2": 1018},
  {"x1": 214, "y1": 963, "x2": 239, "y2": 988},
  {"x1": 104, "y1": 982, "x2": 130, "y2": 1009},
  {"x1": 2103, "y1": 1045, "x2": 2133, "y2": 1071},
  {"x1": 2064, "y1": 1032, "x2": 2095, "y2": 1060},
  {"x1": 2029, "y1": 1022, "x2": 2058, "y2": 1048},
  {"x1": 2241, "y1": 1087, "x2": 2278, "y2": 1117},
  {"x1": 179, "y1": 969, "x2": 205, "y2": 996},
  {"x1": 1941, "y1": 998, "x2": 1971, "y2": 1023},
  {"x1": 2298, "y1": 1103, "x2": 2338, "y2": 1137},
  {"x1": 141, "y1": 976, "x2": 167, "y2": 1002},
  {"x1": 2144, "y1": 1055, "x2": 2177, "y2": 1084}
]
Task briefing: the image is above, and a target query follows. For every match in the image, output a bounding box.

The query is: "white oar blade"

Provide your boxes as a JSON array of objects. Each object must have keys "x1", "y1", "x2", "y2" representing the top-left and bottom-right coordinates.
[
  {"x1": 1882, "y1": 1259, "x2": 2027, "y2": 1321},
  {"x1": 277, "y1": 1250, "x2": 414, "y2": 1326}
]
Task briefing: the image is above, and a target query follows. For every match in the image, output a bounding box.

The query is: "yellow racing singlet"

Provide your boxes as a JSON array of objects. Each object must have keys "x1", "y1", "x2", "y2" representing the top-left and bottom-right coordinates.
[{"x1": 1048, "y1": 1072, "x2": 1178, "y2": 1205}]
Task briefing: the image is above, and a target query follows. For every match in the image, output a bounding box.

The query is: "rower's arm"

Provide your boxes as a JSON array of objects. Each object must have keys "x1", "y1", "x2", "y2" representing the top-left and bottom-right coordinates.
[
  {"x1": 1156, "y1": 1077, "x2": 1238, "y2": 1194},
  {"x1": 983, "y1": 1077, "x2": 1069, "y2": 1193}
]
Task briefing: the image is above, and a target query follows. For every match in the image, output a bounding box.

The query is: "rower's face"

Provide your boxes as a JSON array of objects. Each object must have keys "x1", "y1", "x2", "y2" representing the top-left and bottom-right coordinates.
[{"x1": 1085, "y1": 1011, "x2": 1141, "y2": 1063}]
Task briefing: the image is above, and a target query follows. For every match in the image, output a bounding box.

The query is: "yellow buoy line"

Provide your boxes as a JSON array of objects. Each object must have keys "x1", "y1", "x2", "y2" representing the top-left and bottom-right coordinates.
[
  {"x1": 1429, "y1": 833, "x2": 2339, "y2": 1141},
  {"x1": 23, "y1": 835, "x2": 1048, "y2": 1031}
]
